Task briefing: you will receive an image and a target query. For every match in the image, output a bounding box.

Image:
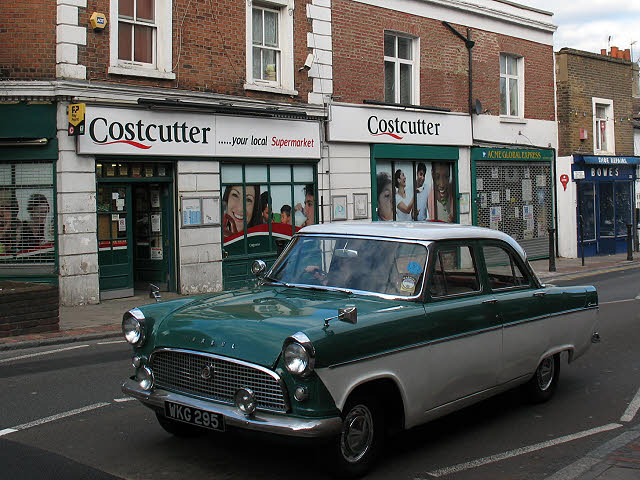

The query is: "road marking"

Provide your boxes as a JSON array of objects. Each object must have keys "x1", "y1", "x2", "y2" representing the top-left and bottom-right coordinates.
[
  {"x1": 0, "y1": 344, "x2": 89, "y2": 364},
  {"x1": 600, "y1": 299, "x2": 638, "y2": 306},
  {"x1": 621, "y1": 387, "x2": 640, "y2": 422},
  {"x1": 418, "y1": 423, "x2": 623, "y2": 478},
  {"x1": 0, "y1": 402, "x2": 110, "y2": 437},
  {"x1": 97, "y1": 340, "x2": 125, "y2": 345},
  {"x1": 113, "y1": 397, "x2": 135, "y2": 403}
]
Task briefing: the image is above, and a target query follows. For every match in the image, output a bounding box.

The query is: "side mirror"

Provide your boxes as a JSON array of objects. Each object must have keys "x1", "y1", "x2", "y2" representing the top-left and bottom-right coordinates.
[
  {"x1": 149, "y1": 284, "x2": 161, "y2": 302},
  {"x1": 251, "y1": 259, "x2": 267, "y2": 278},
  {"x1": 338, "y1": 305, "x2": 357, "y2": 325}
]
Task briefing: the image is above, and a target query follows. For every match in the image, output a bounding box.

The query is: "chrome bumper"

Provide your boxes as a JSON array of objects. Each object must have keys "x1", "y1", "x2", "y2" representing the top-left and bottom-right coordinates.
[{"x1": 122, "y1": 378, "x2": 342, "y2": 438}]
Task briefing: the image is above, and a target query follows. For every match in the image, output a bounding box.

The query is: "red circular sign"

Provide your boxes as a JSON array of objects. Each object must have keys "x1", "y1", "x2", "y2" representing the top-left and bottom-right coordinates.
[{"x1": 560, "y1": 174, "x2": 569, "y2": 191}]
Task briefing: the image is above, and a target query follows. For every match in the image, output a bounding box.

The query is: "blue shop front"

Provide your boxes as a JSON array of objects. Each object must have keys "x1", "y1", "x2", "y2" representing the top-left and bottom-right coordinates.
[{"x1": 573, "y1": 155, "x2": 638, "y2": 256}]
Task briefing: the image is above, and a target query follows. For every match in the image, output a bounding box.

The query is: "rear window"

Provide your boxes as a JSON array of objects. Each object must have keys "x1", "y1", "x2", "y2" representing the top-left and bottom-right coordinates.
[{"x1": 429, "y1": 245, "x2": 480, "y2": 298}]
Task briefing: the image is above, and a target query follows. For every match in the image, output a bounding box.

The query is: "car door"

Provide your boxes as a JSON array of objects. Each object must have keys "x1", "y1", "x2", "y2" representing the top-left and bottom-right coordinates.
[
  {"x1": 422, "y1": 241, "x2": 502, "y2": 413},
  {"x1": 479, "y1": 241, "x2": 543, "y2": 384}
]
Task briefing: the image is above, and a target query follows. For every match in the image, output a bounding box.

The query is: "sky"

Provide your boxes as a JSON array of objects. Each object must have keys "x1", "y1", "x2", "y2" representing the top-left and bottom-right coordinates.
[{"x1": 518, "y1": 0, "x2": 640, "y2": 63}]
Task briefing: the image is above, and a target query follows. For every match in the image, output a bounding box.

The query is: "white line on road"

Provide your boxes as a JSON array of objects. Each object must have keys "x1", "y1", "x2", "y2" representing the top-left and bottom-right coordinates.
[
  {"x1": 0, "y1": 344, "x2": 89, "y2": 364},
  {"x1": 620, "y1": 387, "x2": 640, "y2": 422},
  {"x1": 0, "y1": 402, "x2": 110, "y2": 437},
  {"x1": 97, "y1": 340, "x2": 125, "y2": 345},
  {"x1": 418, "y1": 423, "x2": 623, "y2": 478},
  {"x1": 113, "y1": 397, "x2": 135, "y2": 403},
  {"x1": 599, "y1": 299, "x2": 638, "y2": 306}
]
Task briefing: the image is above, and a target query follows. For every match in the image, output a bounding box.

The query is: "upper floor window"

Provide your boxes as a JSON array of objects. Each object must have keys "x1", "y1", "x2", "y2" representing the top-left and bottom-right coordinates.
[
  {"x1": 500, "y1": 54, "x2": 523, "y2": 117},
  {"x1": 109, "y1": 0, "x2": 174, "y2": 79},
  {"x1": 384, "y1": 32, "x2": 418, "y2": 105},
  {"x1": 593, "y1": 98, "x2": 614, "y2": 154},
  {"x1": 245, "y1": 1, "x2": 295, "y2": 95}
]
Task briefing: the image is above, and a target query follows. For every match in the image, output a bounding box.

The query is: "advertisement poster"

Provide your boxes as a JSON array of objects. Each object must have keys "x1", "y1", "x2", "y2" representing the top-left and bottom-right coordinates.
[
  {"x1": 523, "y1": 205, "x2": 534, "y2": 232},
  {"x1": 522, "y1": 179, "x2": 533, "y2": 202},
  {"x1": 490, "y1": 206, "x2": 502, "y2": 230}
]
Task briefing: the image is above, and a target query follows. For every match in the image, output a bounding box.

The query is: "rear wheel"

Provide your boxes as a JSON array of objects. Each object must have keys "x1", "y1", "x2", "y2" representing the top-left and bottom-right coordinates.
[
  {"x1": 155, "y1": 412, "x2": 206, "y2": 437},
  {"x1": 525, "y1": 353, "x2": 560, "y2": 403},
  {"x1": 329, "y1": 395, "x2": 385, "y2": 478}
]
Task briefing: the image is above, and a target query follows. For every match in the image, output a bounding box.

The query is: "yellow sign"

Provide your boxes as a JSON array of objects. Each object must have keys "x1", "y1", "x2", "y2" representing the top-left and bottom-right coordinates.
[
  {"x1": 68, "y1": 103, "x2": 85, "y2": 136},
  {"x1": 89, "y1": 12, "x2": 107, "y2": 30}
]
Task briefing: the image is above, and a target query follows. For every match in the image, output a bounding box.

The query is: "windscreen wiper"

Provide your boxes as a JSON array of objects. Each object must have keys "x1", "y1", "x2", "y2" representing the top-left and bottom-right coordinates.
[{"x1": 262, "y1": 276, "x2": 292, "y2": 288}]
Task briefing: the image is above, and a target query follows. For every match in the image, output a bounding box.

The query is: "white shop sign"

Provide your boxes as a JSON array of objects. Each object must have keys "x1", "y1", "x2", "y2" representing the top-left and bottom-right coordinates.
[
  {"x1": 78, "y1": 106, "x2": 321, "y2": 158},
  {"x1": 327, "y1": 104, "x2": 472, "y2": 146}
]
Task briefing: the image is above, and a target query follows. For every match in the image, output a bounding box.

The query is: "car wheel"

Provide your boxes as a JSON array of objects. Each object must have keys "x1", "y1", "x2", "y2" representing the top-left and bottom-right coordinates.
[
  {"x1": 155, "y1": 412, "x2": 206, "y2": 437},
  {"x1": 525, "y1": 353, "x2": 560, "y2": 403},
  {"x1": 329, "y1": 395, "x2": 385, "y2": 478}
]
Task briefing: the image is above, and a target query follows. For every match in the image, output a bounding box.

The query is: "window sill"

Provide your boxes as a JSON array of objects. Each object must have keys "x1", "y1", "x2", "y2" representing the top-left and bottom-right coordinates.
[
  {"x1": 499, "y1": 116, "x2": 527, "y2": 125},
  {"x1": 244, "y1": 82, "x2": 298, "y2": 96},
  {"x1": 109, "y1": 66, "x2": 176, "y2": 80}
]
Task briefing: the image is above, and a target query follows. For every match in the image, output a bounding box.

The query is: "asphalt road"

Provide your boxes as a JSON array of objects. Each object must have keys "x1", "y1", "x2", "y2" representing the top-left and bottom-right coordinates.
[{"x1": 1, "y1": 267, "x2": 639, "y2": 480}]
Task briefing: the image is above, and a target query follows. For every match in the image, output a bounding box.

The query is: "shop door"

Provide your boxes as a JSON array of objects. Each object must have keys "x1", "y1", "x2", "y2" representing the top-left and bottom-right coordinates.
[
  {"x1": 133, "y1": 184, "x2": 172, "y2": 290},
  {"x1": 97, "y1": 184, "x2": 133, "y2": 299}
]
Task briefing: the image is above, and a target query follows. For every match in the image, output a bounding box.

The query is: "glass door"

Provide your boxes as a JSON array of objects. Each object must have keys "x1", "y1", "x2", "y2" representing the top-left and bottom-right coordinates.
[{"x1": 97, "y1": 184, "x2": 133, "y2": 299}]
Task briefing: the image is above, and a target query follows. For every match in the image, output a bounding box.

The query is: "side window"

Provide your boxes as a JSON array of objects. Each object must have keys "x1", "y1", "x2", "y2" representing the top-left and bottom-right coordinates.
[
  {"x1": 482, "y1": 244, "x2": 530, "y2": 290},
  {"x1": 429, "y1": 245, "x2": 480, "y2": 298}
]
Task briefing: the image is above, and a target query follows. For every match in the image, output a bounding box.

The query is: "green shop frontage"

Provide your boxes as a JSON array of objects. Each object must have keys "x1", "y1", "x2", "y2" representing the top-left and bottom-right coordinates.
[
  {"x1": 0, "y1": 102, "x2": 59, "y2": 285},
  {"x1": 78, "y1": 104, "x2": 322, "y2": 297},
  {"x1": 471, "y1": 147, "x2": 555, "y2": 259}
]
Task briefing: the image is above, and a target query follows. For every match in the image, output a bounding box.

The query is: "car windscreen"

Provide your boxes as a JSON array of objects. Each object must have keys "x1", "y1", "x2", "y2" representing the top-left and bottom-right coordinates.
[{"x1": 268, "y1": 236, "x2": 428, "y2": 297}]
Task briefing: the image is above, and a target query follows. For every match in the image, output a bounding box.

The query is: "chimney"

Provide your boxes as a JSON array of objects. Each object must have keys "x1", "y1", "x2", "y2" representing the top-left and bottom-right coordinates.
[
  {"x1": 601, "y1": 49, "x2": 607, "y2": 55},
  {"x1": 623, "y1": 49, "x2": 631, "y2": 61},
  {"x1": 611, "y1": 46, "x2": 619, "y2": 57}
]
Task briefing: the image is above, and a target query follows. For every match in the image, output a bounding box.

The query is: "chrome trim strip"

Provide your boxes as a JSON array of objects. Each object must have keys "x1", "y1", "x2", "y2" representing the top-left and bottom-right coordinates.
[
  {"x1": 150, "y1": 347, "x2": 290, "y2": 412},
  {"x1": 328, "y1": 305, "x2": 598, "y2": 369},
  {"x1": 128, "y1": 308, "x2": 145, "y2": 321},
  {"x1": 122, "y1": 378, "x2": 342, "y2": 438}
]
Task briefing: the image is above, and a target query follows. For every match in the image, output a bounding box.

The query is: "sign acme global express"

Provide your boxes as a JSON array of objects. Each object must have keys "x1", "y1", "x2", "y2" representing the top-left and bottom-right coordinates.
[
  {"x1": 77, "y1": 106, "x2": 321, "y2": 158},
  {"x1": 472, "y1": 148, "x2": 554, "y2": 161}
]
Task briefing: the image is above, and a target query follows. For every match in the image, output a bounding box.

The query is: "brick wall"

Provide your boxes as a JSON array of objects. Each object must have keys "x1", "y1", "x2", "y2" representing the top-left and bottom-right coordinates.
[
  {"x1": 0, "y1": 282, "x2": 59, "y2": 337},
  {"x1": 0, "y1": 1, "x2": 57, "y2": 79},
  {"x1": 80, "y1": 0, "x2": 314, "y2": 103},
  {"x1": 556, "y1": 48, "x2": 634, "y2": 157},
  {"x1": 331, "y1": 0, "x2": 555, "y2": 120}
]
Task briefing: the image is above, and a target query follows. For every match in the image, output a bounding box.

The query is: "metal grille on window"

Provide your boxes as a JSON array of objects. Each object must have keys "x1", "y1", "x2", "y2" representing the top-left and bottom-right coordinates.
[
  {"x1": 476, "y1": 161, "x2": 553, "y2": 259},
  {"x1": 0, "y1": 162, "x2": 55, "y2": 265}
]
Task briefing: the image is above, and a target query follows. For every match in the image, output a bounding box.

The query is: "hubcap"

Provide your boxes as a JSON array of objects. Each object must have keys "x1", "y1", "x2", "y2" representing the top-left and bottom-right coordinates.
[
  {"x1": 341, "y1": 404, "x2": 374, "y2": 463},
  {"x1": 537, "y1": 357, "x2": 555, "y2": 391}
]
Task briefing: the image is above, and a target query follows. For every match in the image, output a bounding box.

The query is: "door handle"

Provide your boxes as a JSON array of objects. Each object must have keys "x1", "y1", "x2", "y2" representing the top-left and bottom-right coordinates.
[
  {"x1": 533, "y1": 291, "x2": 546, "y2": 297},
  {"x1": 482, "y1": 299, "x2": 498, "y2": 304}
]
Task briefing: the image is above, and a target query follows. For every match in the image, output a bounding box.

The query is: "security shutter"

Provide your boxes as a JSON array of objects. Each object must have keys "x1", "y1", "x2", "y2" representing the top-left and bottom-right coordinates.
[
  {"x1": 0, "y1": 162, "x2": 56, "y2": 268},
  {"x1": 476, "y1": 161, "x2": 553, "y2": 259}
]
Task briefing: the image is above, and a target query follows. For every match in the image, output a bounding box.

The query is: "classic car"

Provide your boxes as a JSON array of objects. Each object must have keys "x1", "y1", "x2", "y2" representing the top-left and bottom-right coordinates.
[{"x1": 122, "y1": 222, "x2": 599, "y2": 477}]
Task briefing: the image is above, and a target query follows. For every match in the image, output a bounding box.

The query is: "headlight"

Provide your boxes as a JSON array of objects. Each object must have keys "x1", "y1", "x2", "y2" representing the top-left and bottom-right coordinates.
[
  {"x1": 137, "y1": 366, "x2": 153, "y2": 391},
  {"x1": 283, "y1": 332, "x2": 315, "y2": 377},
  {"x1": 122, "y1": 308, "x2": 146, "y2": 346}
]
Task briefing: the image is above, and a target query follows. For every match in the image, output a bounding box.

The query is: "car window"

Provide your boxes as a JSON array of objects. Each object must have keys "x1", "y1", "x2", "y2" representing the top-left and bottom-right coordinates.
[
  {"x1": 482, "y1": 244, "x2": 530, "y2": 290},
  {"x1": 429, "y1": 244, "x2": 480, "y2": 298}
]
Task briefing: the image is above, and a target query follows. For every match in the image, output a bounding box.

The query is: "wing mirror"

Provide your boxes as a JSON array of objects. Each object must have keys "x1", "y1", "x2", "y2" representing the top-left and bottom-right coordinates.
[
  {"x1": 324, "y1": 305, "x2": 357, "y2": 327},
  {"x1": 149, "y1": 283, "x2": 161, "y2": 302},
  {"x1": 251, "y1": 259, "x2": 267, "y2": 278}
]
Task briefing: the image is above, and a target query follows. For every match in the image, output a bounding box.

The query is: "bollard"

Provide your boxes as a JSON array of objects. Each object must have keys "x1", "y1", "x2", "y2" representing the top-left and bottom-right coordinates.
[
  {"x1": 548, "y1": 227, "x2": 556, "y2": 272},
  {"x1": 627, "y1": 224, "x2": 633, "y2": 261}
]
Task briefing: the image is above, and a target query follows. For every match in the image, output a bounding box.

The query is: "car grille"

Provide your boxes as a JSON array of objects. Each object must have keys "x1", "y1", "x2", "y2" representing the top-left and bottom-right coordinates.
[{"x1": 150, "y1": 349, "x2": 288, "y2": 412}]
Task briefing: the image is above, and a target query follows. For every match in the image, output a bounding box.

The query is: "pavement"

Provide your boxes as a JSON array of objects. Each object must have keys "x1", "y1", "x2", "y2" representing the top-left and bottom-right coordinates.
[{"x1": 1, "y1": 251, "x2": 640, "y2": 479}]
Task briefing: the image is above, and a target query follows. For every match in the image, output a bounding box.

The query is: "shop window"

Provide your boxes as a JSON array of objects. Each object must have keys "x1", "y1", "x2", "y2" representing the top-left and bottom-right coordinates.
[
  {"x1": 615, "y1": 182, "x2": 632, "y2": 236},
  {"x1": 221, "y1": 164, "x2": 315, "y2": 258},
  {"x1": 384, "y1": 32, "x2": 418, "y2": 105},
  {"x1": 593, "y1": 98, "x2": 614, "y2": 154},
  {"x1": 375, "y1": 161, "x2": 456, "y2": 223},
  {"x1": 500, "y1": 53, "x2": 523, "y2": 117},
  {"x1": 578, "y1": 182, "x2": 596, "y2": 241},
  {"x1": 246, "y1": 0, "x2": 295, "y2": 94},
  {"x1": 0, "y1": 162, "x2": 55, "y2": 268},
  {"x1": 109, "y1": 0, "x2": 174, "y2": 79}
]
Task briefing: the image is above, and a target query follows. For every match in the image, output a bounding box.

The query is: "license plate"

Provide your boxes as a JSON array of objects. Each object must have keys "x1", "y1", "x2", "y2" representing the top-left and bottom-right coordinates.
[{"x1": 164, "y1": 401, "x2": 225, "y2": 432}]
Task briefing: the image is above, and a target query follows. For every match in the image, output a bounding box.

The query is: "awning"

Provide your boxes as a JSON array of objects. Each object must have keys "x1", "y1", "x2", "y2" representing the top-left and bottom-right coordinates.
[{"x1": 575, "y1": 155, "x2": 640, "y2": 165}]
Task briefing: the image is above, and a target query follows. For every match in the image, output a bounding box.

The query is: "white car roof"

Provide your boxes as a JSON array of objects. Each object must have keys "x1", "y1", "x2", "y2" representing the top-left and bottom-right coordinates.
[{"x1": 299, "y1": 222, "x2": 528, "y2": 260}]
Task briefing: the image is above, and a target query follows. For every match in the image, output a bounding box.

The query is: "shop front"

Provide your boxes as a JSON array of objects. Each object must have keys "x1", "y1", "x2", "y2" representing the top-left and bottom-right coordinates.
[
  {"x1": 573, "y1": 155, "x2": 638, "y2": 256},
  {"x1": 471, "y1": 148, "x2": 555, "y2": 259}
]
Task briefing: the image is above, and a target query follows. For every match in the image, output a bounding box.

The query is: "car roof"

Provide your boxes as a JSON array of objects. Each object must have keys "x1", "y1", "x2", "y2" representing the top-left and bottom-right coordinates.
[{"x1": 299, "y1": 222, "x2": 528, "y2": 260}]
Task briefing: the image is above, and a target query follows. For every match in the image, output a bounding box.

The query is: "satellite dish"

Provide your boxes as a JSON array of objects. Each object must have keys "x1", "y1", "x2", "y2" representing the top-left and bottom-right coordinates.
[{"x1": 474, "y1": 99, "x2": 483, "y2": 115}]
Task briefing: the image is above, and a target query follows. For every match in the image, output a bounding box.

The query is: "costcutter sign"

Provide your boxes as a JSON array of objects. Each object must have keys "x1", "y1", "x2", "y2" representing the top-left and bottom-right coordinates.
[
  {"x1": 77, "y1": 106, "x2": 321, "y2": 158},
  {"x1": 327, "y1": 104, "x2": 472, "y2": 145}
]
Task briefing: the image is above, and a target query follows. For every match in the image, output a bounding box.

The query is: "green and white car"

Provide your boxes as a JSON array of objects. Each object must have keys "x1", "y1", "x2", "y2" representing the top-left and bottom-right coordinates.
[{"x1": 122, "y1": 222, "x2": 599, "y2": 477}]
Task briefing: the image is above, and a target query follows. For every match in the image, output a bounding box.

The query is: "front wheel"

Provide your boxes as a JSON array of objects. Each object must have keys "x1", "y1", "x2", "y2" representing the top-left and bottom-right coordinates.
[
  {"x1": 328, "y1": 395, "x2": 385, "y2": 478},
  {"x1": 524, "y1": 353, "x2": 560, "y2": 403}
]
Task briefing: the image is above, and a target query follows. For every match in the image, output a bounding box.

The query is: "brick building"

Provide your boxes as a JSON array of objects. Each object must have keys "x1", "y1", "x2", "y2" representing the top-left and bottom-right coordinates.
[
  {"x1": 1, "y1": 0, "x2": 559, "y2": 305},
  {"x1": 555, "y1": 47, "x2": 639, "y2": 258}
]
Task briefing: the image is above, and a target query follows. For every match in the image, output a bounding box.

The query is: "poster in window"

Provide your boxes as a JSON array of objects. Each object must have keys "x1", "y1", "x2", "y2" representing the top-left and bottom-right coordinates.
[
  {"x1": 151, "y1": 214, "x2": 161, "y2": 233},
  {"x1": 430, "y1": 162, "x2": 455, "y2": 223},
  {"x1": 522, "y1": 179, "x2": 533, "y2": 202},
  {"x1": 394, "y1": 162, "x2": 414, "y2": 222},
  {"x1": 415, "y1": 162, "x2": 432, "y2": 221},
  {"x1": 376, "y1": 162, "x2": 393, "y2": 221},
  {"x1": 293, "y1": 184, "x2": 315, "y2": 228},
  {"x1": 222, "y1": 185, "x2": 260, "y2": 243},
  {"x1": 459, "y1": 193, "x2": 470, "y2": 214},
  {"x1": 490, "y1": 206, "x2": 502, "y2": 229},
  {"x1": 151, "y1": 247, "x2": 163, "y2": 260},
  {"x1": 15, "y1": 188, "x2": 55, "y2": 254},
  {"x1": 151, "y1": 190, "x2": 160, "y2": 208}
]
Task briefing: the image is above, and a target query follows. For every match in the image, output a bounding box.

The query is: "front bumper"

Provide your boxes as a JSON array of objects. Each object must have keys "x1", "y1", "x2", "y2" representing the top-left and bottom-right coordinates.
[{"x1": 122, "y1": 378, "x2": 342, "y2": 438}]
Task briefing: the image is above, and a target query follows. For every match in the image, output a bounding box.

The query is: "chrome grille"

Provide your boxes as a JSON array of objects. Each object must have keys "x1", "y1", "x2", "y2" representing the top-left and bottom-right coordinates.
[{"x1": 150, "y1": 349, "x2": 288, "y2": 412}]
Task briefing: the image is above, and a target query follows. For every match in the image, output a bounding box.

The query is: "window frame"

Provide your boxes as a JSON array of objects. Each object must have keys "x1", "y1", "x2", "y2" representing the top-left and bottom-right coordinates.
[
  {"x1": 499, "y1": 53, "x2": 524, "y2": 118},
  {"x1": 245, "y1": 0, "x2": 296, "y2": 95},
  {"x1": 383, "y1": 31, "x2": 420, "y2": 105},
  {"x1": 592, "y1": 97, "x2": 615, "y2": 155},
  {"x1": 109, "y1": 0, "x2": 175, "y2": 80},
  {"x1": 480, "y1": 241, "x2": 533, "y2": 292},
  {"x1": 426, "y1": 242, "x2": 482, "y2": 301}
]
